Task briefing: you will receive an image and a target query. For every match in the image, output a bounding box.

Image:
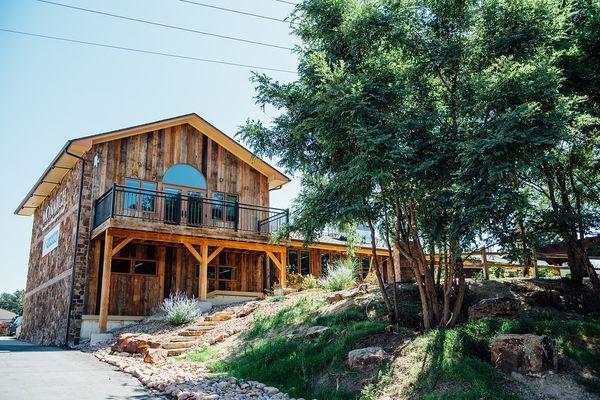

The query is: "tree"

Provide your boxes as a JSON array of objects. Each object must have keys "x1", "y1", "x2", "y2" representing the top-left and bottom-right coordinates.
[
  {"x1": 503, "y1": 0, "x2": 600, "y2": 294},
  {"x1": 0, "y1": 290, "x2": 24, "y2": 315},
  {"x1": 241, "y1": 0, "x2": 578, "y2": 328}
]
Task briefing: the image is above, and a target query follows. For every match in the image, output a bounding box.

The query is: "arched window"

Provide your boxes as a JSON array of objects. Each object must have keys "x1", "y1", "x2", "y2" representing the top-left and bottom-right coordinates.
[{"x1": 163, "y1": 164, "x2": 207, "y2": 189}]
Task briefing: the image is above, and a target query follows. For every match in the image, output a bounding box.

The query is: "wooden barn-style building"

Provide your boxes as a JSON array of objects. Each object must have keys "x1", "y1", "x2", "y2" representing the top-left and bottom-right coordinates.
[{"x1": 16, "y1": 114, "x2": 391, "y2": 346}]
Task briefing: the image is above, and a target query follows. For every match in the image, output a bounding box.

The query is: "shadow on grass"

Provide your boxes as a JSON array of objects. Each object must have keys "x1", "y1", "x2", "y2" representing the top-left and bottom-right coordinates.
[{"x1": 198, "y1": 298, "x2": 388, "y2": 400}]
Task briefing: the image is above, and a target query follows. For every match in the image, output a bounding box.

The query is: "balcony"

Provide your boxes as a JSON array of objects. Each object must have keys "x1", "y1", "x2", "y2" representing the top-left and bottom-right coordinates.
[{"x1": 92, "y1": 185, "x2": 289, "y2": 235}]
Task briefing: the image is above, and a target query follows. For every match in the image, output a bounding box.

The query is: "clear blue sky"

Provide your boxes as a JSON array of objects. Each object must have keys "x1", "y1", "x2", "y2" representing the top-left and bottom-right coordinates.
[{"x1": 0, "y1": 0, "x2": 301, "y2": 293}]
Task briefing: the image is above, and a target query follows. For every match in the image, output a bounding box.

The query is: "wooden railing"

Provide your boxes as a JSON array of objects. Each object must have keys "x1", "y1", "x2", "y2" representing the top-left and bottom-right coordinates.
[{"x1": 93, "y1": 184, "x2": 289, "y2": 235}]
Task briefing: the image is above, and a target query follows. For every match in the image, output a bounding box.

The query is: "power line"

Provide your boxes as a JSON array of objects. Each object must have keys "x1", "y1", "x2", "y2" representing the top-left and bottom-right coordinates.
[
  {"x1": 0, "y1": 28, "x2": 297, "y2": 74},
  {"x1": 35, "y1": 0, "x2": 292, "y2": 51},
  {"x1": 178, "y1": 0, "x2": 297, "y2": 25},
  {"x1": 275, "y1": 0, "x2": 299, "y2": 5}
]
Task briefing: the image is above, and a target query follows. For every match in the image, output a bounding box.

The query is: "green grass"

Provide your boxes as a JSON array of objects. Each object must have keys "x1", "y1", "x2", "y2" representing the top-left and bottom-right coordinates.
[
  {"x1": 202, "y1": 298, "x2": 388, "y2": 399},
  {"x1": 407, "y1": 312, "x2": 600, "y2": 399},
  {"x1": 183, "y1": 346, "x2": 217, "y2": 363}
]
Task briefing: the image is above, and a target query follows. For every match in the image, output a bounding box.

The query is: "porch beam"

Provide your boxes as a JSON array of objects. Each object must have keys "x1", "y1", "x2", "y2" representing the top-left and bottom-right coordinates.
[
  {"x1": 206, "y1": 246, "x2": 224, "y2": 264},
  {"x1": 266, "y1": 250, "x2": 287, "y2": 288},
  {"x1": 98, "y1": 230, "x2": 113, "y2": 333},
  {"x1": 111, "y1": 237, "x2": 134, "y2": 257},
  {"x1": 183, "y1": 242, "x2": 203, "y2": 264}
]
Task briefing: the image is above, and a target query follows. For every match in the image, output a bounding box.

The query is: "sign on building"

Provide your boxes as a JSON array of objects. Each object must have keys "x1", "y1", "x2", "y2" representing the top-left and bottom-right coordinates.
[{"x1": 42, "y1": 223, "x2": 61, "y2": 256}]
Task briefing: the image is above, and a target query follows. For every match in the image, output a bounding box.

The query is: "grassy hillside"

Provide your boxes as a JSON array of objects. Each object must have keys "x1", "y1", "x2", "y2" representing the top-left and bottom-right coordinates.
[{"x1": 183, "y1": 282, "x2": 600, "y2": 400}]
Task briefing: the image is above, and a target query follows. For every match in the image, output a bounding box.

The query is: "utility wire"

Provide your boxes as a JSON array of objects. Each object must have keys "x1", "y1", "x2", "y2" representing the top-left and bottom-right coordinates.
[
  {"x1": 35, "y1": 0, "x2": 292, "y2": 51},
  {"x1": 0, "y1": 28, "x2": 297, "y2": 74},
  {"x1": 178, "y1": 0, "x2": 297, "y2": 25},
  {"x1": 275, "y1": 0, "x2": 299, "y2": 5}
]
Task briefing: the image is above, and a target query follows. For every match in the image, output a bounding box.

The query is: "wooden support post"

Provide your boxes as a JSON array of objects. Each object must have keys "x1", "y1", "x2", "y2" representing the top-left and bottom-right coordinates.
[
  {"x1": 482, "y1": 248, "x2": 489, "y2": 280},
  {"x1": 98, "y1": 230, "x2": 113, "y2": 333},
  {"x1": 158, "y1": 246, "x2": 166, "y2": 300},
  {"x1": 200, "y1": 244, "x2": 208, "y2": 300},
  {"x1": 280, "y1": 249, "x2": 287, "y2": 288}
]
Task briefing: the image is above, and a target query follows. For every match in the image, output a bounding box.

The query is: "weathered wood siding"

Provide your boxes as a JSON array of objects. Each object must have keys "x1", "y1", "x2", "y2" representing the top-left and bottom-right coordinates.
[{"x1": 90, "y1": 123, "x2": 269, "y2": 206}]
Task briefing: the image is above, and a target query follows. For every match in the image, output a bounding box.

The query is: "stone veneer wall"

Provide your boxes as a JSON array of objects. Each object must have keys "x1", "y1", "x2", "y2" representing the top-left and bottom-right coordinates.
[{"x1": 21, "y1": 153, "x2": 93, "y2": 346}]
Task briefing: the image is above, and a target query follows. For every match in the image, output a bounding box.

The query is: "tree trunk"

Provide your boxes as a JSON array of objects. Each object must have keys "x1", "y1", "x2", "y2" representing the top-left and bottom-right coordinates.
[{"x1": 365, "y1": 211, "x2": 395, "y2": 322}]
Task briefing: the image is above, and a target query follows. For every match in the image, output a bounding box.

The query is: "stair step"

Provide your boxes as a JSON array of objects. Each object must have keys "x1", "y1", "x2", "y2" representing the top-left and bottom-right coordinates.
[
  {"x1": 187, "y1": 326, "x2": 214, "y2": 331},
  {"x1": 168, "y1": 337, "x2": 196, "y2": 342},
  {"x1": 195, "y1": 321, "x2": 218, "y2": 327},
  {"x1": 167, "y1": 349, "x2": 187, "y2": 357},
  {"x1": 161, "y1": 341, "x2": 195, "y2": 350},
  {"x1": 179, "y1": 331, "x2": 206, "y2": 337}
]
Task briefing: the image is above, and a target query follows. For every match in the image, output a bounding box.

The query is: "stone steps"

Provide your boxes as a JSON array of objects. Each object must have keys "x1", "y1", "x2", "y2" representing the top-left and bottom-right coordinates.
[
  {"x1": 161, "y1": 341, "x2": 195, "y2": 350},
  {"x1": 166, "y1": 348, "x2": 187, "y2": 357},
  {"x1": 178, "y1": 330, "x2": 209, "y2": 337}
]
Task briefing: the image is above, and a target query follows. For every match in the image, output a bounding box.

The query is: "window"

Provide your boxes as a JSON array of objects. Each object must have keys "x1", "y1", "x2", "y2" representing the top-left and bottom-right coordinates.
[
  {"x1": 200, "y1": 251, "x2": 238, "y2": 291},
  {"x1": 111, "y1": 244, "x2": 158, "y2": 275},
  {"x1": 187, "y1": 191, "x2": 205, "y2": 226},
  {"x1": 288, "y1": 250, "x2": 298, "y2": 274},
  {"x1": 211, "y1": 192, "x2": 224, "y2": 220},
  {"x1": 124, "y1": 179, "x2": 157, "y2": 211},
  {"x1": 225, "y1": 194, "x2": 237, "y2": 222},
  {"x1": 300, "y1": 251, "x2": 310, "y2": 275},
  {"x1": 163, "y1": 164, "x2": 207, "y2": 189},
  {"x1": 211, "y1": 192, "x2": 238, "y2": 222},
  {"x1": 141, "y1": 181, "x2": 157, "y2": 212},
  {"x1": 321, "y1": 253, "x2": 330, "y2": 276},
  {"x1": 124, "y1": 179, "x2": 140, "y2": 210}
]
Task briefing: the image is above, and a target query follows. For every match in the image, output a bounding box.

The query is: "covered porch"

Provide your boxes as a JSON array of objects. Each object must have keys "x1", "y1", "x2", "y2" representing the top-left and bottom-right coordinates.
[{"x1": 85, "y1": 228, "x2": 287, "y2": 333}]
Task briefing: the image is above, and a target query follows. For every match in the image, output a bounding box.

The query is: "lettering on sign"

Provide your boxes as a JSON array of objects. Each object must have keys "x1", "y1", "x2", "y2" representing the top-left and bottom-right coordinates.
[
  {"x1": 42, "y1": 223, "x2": 61, "y2": 256},
  {"x1": 42, "y1": 190, "x2": 67, "y2": 229}
]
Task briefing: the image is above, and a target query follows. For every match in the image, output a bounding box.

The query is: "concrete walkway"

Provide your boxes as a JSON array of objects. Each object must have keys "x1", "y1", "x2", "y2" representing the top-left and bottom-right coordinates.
[{"x1": 0, "y1": 337, "x2": 167, "y2": 399}]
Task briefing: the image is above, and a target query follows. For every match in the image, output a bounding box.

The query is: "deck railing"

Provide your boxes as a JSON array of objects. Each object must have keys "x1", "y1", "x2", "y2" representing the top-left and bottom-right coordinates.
[{"x1": 92, "y1": 184, "x2": 289, "y2": 235}]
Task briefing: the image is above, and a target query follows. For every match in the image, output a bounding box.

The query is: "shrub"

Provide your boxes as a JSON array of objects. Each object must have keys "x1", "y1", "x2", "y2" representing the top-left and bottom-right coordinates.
[
  {"x1": 489, "y1": 266, "x2": 505, "y2": 279},
  {"x1": 364, "y1": 271, "x2": 379, "y2": 286},
  {"x1": 302, "y1": 274, "x2": 320, "y2": 290},
  {"x1": 286, "y1": 271, "x2": 304, "y2": 289},
  {"x1": 160, "y1": 292, "x2": 203, "y2": 325},
  {"x1": 320, "y1": 258, "x2": 356, "y2": 291}
]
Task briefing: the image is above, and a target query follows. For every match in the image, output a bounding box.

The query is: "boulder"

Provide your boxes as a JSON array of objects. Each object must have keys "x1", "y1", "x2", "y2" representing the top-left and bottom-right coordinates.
[
  {"x1": 305, "y1": 325, "x2": 330, "y2": 339},
  {"x1": 468, "y1": 297, "x2": 519, "y2": 321},
  {"x1": 327, "y1": 293, "x2": 344, "y2": 304},
  {"x1": 348, "y1": 347, "x2": 387, "y2": 370},
  {"x1": 111, "y1": 333, "x2": 161, "y2": 354},
  {"x1": 491, "y1": 334, "x2": 557, "y2": 375},
  {"x1": 523, "y1": 290, "x2": 561, "y2": 308},
  {"x1": 235, "y1": 302, "x2": 259, "y2": 318},
  {"x1": 144, "y1": 348, "x2": 168, "y2": 363}
]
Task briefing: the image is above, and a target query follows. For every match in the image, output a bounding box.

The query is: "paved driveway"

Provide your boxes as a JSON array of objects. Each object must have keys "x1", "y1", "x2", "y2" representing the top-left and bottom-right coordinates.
[{"x1": 0, "y1": 337, "x2": 167, "y2": 399}]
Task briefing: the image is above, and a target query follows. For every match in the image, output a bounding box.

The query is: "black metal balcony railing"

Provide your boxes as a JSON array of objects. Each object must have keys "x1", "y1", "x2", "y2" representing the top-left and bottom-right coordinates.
[{"x1": 93, "y1": 184, "x2": 289, "y2": 235}]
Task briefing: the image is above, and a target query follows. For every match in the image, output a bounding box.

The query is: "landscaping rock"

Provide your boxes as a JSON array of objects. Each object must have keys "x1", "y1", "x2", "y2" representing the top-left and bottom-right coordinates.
[
  {"x1": 468, "y1": 297, "x2": 519, "y2": 321},
  {"x1": 304, "y1": 326, "x2": 330, "y2": 339},
  {"x1": 143, "y1": 348, "x2": 168, "y2": 363},
  {"x1": 523, "y1": 290, "x2": 561, "y2": 308},
  {"x1": 491, "y1": 334, "x2": 557, "y2": 375},
  {"x1": 327, "y1": 293, "x2": 344, "y2": 303},
  {"x1": 111, "y1": 333, "x2": 161, "y2": 354},
  {"x1": 348, "y1": 347, "x2": 387, "y2": 370}
]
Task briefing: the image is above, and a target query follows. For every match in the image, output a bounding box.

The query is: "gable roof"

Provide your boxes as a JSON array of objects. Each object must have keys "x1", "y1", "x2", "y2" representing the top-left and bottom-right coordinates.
[{"x1": 15, "y1": 113, "x2": 290, "y2": 216}]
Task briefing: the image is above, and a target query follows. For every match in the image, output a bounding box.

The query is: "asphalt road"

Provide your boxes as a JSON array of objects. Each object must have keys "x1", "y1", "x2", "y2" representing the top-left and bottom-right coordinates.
[{"x1": 0, "y1": 337, "x2": 167, "y2": 399}]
